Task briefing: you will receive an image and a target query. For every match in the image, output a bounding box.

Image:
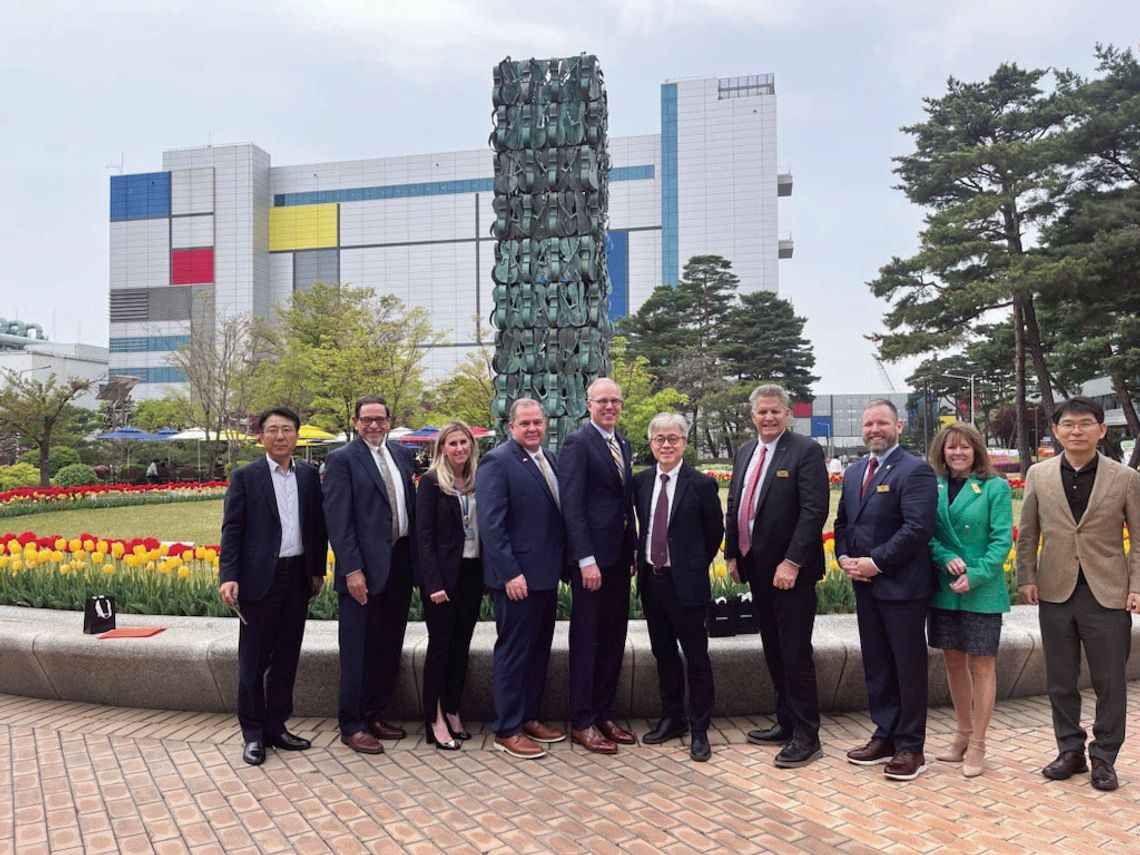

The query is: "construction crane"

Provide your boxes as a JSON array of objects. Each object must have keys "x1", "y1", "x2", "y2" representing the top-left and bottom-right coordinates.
[{"x1": 873, "y1": 356, "x2": 898, "y2": 392}]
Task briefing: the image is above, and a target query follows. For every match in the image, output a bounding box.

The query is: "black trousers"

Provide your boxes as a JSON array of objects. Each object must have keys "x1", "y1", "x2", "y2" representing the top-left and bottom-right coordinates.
[
  {"x1": 237, "y1": 556, "x2": 310, "y2": 742},
  {"x1": 490, "y1": 587, "x2": 556, "y2": 737},
  {"x1": 569, "y1": 562, "x2": 631, "y2": 729},
  {"x1": 337, "y1": 538, "x2": 413, "y2": 735},
  {"x1": 746, "y1": 565, "x2": 821, "y2": 744},
  {"x1": 1040, "y1": 581, "x2": 1132, "y2": 764},
  {"x1": 640, "y1": 569, "x2": 714, "y2": 732},
  {"x1": 854, "y1": 590, "x2": 928, "y2": 752},
  {"x1": 421, "y1": 557, "x2": 484, "y2": 721}
]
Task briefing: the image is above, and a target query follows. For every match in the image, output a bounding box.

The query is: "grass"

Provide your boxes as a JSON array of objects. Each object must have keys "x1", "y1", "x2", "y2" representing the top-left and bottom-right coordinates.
[{"x1": 3, "y1": 500, "x2": 226, "y2": 545}]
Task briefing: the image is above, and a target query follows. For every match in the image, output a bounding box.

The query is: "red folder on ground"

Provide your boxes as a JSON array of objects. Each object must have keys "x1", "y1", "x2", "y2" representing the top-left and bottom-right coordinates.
[{"x1": 98, "y1": 627, "x2": 166, "y2": 639}]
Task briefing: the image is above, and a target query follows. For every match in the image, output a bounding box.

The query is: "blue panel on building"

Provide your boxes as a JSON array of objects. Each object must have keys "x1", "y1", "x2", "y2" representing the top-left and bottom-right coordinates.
[
  {"x1": 109, "y1": 335, "x2": 191, "y2": 353},
  {"x1": 810, "y1": 416, "x2": 833, "y2": 438},
  {"x1": 111, "y1": 172, "x2": 171, "y2": 221},
  {"x1": 110, "y1": 366, "x2": 187, "y2": 384},
  {"x1": 605, "y1": 230, "x2": 629, "y2": 323},
  {"x1": 660, "y1": 84, "x2": 679, "y2": 286}
]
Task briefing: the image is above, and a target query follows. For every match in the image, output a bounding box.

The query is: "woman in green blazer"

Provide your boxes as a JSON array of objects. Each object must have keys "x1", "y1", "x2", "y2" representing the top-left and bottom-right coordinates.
[{"x1": 927, "y1": 423, "x2": 1013, "y2": 778}]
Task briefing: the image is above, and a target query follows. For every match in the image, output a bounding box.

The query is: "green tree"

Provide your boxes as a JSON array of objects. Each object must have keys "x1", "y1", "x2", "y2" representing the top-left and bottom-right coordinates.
[
  {"x1": 132, "y1": 395, "x2": 195, "y2": 433},
  {"x1": 718, "y1": 290, "x2": 819, "y2": 399},
  {"x1": 428, "y1": 335, "x2": 495, "y2": 428},
  {"x1": 0, "y1": 371, "x2": 94, "y2": 487},
  {"x1": 609, "y1": 337, "x2": 688, "y2": 462},
  {"x1": 870, "y1": 64, "x2": 1068, "y2": 472}
]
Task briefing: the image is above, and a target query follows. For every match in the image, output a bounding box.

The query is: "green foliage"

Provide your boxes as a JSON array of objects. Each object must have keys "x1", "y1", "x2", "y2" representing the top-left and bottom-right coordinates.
[
  {"x1": 426, "y1": 334, "x2": 495, "y2": 428},
  {"x1": 53, "y1": 463, "x2": 100, "y2": 487},
  {"x1": 610, "y1": 336, "x2": 688, "y2": 461},
  {"x1": 0, "y1": 463, "x2": 40, "y2": 491},
  {"x1": 718, "y1": 291, "x2": 819, "y2": 399},
  {"x1": 18, "y1": 446, "x2": 80, "y2": 477},
  {"x1": 132, "y1": 396, "x2": 194, "y2": 433},
  {"x1": 0, "y1": 371, "x2": 93, "y2": 488}
]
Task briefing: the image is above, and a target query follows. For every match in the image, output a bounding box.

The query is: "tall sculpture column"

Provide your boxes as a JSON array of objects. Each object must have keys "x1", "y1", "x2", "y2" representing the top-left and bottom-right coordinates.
[{"x1": 489, "y1": 55, "x2": 612, "y2": 450}]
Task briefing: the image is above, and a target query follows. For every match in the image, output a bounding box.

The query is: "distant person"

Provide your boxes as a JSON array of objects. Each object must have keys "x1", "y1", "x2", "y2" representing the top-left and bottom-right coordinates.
[
  {"x1": 1017, "y1": 396, "x2": 1140, "y2": 791},
  {"x1": 219, "y1": 407, "x2": 327, "y2": 766},
  {"x1": 476, "y1": 398, "x2": 566, "y2": 759},
  {"x1": 834, "y1": 399, "x2": 937, "y2": 781},
  {"x1": 415, "y1": 422, "x2": 485, "y2": 751},
  {"x1": 146, "y1": 459, "x2": 159, "y2": 485},
  {"x1": 633, "y1": 413, "x2": 723, "y2": 762},
  {"x1": 828, "y1": 457, "x2": 843, "y2": 478},
  {"x1": 926, "y1": 423, "x2": 1013, "y2": 778}
]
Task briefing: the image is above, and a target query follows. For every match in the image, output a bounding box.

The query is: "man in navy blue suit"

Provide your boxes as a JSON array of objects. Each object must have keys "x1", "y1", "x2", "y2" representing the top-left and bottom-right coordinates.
[
  {"x1": 476, "y1": 398, "x2": 566, "y2": 760},
  {"x1": 634, "y1": 412, "x2": 724, "y2": 762},
  {"x1": 220, "y1": 407, "x2": 328, "y2": 766},
  {"x1": 558, "y1": 378, "x2": 637, "y2": 755},
  {"x1": 834, "y1": 399, "x2": 937, "y2": 781},
  {"x1": 322, "y1": 395, "x2": 417, "y2": 755}
]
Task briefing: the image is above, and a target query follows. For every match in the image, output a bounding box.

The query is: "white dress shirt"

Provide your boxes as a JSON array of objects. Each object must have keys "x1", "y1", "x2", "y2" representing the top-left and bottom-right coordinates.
[
  {"x1": 645, "y1": 462, "x2": 682, "y2": 568},
  {"x1": 741, "y1": 431, "x2": 783, "y2": 514},
  {"x1": 366, "y1": 440, "x2": 410, "y2": 539},
  {"x1": 266, "y1": 454, "x2": 303, "y2": 558}
]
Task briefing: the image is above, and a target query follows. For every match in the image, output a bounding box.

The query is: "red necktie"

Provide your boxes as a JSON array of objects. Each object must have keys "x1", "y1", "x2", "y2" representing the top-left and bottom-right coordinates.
[
  {"x1": 650, "y1": 473, "x2": 671, "y2": 567},
  {"x1": 860, "y1": 457, "x2": 879, "y2": 499},
  {"x1": 736, "y1": 445, "x2": 767, "y2": 557}
]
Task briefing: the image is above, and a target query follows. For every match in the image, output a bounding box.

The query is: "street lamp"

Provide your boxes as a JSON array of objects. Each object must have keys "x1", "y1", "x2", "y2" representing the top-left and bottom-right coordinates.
[{"x1": 943, "y1": 372, "x2": 976, "y2": 426}]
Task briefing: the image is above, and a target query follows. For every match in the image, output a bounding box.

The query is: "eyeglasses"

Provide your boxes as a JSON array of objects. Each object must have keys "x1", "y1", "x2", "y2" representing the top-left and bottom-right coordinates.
[
  {"x1": 1057, "y1": 420, "x2": 1099, "y2": 431},
  {"x1": 651, "y1": 434, "x2": 685, "y2": 446},
  {"x1": 590, "y1": 397, "x2": 623, "y2": 406},
  {"x1": 261, "y1": 428, "x2": 296, "y2": 437},
  {"x1": 357, "y1": 416, "x2": 390, "y2": 426}
]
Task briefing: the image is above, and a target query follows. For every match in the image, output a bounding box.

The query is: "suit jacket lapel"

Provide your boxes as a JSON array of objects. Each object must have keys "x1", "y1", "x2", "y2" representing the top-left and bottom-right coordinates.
[
  {"x1": 947, "y1": 476, "x2": 982, "y2": 523},
  {"x1": 257, "y1": 456, "x2": 282, "y2": 526},
  {"x1": 354, "y1": 437, "x2": 391, "y2": 506},
  {"x1": 755, "y1": 432, "x2": 790, "y2": 512},
  {"x1": 668, "y1": 464, "x2": 691, "y2": 533},
  {"x1": 587, "y1": 424, "x2": 624, "y2": 487},
  {"x1": 511, "y1": 440, "x2": 559, "y2": 508},
  {"x1": 854, "y1": 448, "x2": 898, "y2": 520},
  {"x1": 1079, "y1": 454, "x2": 1114, "y2": 528}
]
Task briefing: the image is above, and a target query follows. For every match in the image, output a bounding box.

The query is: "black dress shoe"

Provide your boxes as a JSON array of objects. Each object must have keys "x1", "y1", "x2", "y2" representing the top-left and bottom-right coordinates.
[
  {"x1": 690, "y1": 731, "x2": 712, "y2": 762},
  {"x1": 643, "y1": 718, "x2": 688, "y2": 745},
  {"x1": 1091, "y1": 757, "x2": 1118, "y2": 791},
  {"x1": 747, "y1": 724, "x2": 792, "y2": 746},
  {"x1": 266, "y1": 730, "x2": 311, "y2": 751},
  {"x1": 242, "y1": 740, "x2": 265, "y2": 766},
  {"x1": 1042, "y1": 750, "x2": 1088, "y2": 781},
  {"x1": 774, "y1": 739, "x2": 823, "y2": 768}
]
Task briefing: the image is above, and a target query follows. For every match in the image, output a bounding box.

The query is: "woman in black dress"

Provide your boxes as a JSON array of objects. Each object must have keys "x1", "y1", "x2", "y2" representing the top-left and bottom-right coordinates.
[{"x1": 415, "y1": 421, "x2": 484, "y2": 750}]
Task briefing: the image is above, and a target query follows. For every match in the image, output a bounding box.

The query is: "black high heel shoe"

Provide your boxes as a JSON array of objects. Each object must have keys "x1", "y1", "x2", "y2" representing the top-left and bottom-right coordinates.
[
  {"x1": 445, "y1": 715, "x2": 472, "y2": 741},
  {"x1": 426, "y1": 722, "x2": 460, "y2": 751}
]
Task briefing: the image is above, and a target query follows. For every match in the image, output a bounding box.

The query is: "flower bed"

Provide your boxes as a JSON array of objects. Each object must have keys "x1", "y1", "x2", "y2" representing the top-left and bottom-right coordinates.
[{"x1": 0, "y1": 482, "x2": 228, "y2": 520}]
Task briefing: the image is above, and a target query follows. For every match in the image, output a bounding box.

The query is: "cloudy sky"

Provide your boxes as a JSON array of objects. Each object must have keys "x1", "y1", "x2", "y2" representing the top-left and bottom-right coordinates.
[{"x1": 1, "y1": 0, "x2": 1132, "y2": 391}]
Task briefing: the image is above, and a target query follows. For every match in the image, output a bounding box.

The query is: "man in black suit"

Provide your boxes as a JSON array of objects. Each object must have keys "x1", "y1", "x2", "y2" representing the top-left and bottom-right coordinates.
[
  {"x1": 634, "y1": 412, "x2": 724, "y2": 762},
  {"x1": 834, "y1": 399, "x2": 937, "y2": 781},
  {"x1": 558, "y1": 377, "x2": 637, "y2": 755},
  {"x1": 219, "y1": 407, "x2": 327, "y2": 766},
  {"x1": 322, "y1": 395, "x2": 417, "y2": 755},
  {"x1": 725, "y1": 384, "x2": 829, "y2": 768},
  {"x1": 476, "y1": 398, "x2": 567, "y2": 759}
]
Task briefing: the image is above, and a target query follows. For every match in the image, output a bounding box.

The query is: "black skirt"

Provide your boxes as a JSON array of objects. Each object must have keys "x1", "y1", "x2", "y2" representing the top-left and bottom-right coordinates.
[{"x1": 928, "y1": 607, "x2": 1002, "y2": 656}]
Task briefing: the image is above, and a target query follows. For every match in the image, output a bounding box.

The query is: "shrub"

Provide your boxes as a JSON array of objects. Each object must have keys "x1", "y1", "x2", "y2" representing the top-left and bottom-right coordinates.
[
  {"x1": 0, "y1": 463, "x2": 41, "y2": 491},
  {"x1": 53, "y1": 463, "x2": 101, "y2": 487},
  {"x1": 18, "y1": 446, "x2": 81, "y2": 476}
]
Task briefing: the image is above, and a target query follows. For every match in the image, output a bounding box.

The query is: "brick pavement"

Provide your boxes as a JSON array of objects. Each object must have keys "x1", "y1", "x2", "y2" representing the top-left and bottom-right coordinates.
[{"x1": 0, "y1": 686, "x2": 1138, "y2": 855}]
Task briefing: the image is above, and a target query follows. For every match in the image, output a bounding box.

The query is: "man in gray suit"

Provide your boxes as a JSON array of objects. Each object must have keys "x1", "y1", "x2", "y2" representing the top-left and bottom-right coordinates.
[{"x1": 1017, "y1": 396, "x2": 1140, "y2": 791}]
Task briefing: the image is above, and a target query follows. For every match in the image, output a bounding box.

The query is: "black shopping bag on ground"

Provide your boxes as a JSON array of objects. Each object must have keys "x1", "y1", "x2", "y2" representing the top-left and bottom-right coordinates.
[
  {"x1": 707, "y1": 596, "x2": 737, "y2": 637},
  {"x1": 734, "y1": 591, "x2": 761, "y2": 634},
  {"x1": 84, "y1": 595, "x2": 116, "y2": 635}
]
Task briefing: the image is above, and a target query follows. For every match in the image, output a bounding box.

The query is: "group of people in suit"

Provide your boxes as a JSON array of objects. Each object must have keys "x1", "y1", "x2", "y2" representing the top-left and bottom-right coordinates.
[{"x1": 218, "y1": 387, "x2": 1138, "y2": 790}]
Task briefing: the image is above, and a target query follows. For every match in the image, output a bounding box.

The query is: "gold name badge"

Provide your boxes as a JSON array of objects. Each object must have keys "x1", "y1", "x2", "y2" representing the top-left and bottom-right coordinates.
[
  {"x1": 776, "y1": 470, "x2": 790, "y2": 478},
  {"x1": 876, "y1": 485, "x2": 891, "y2": 493}
]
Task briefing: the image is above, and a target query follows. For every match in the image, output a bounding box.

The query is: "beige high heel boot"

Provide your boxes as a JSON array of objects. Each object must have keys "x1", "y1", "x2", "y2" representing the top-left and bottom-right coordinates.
[
  {"x1": 935, "y1": 730, "x2": 971, "y2": 763},
  {"x1": 963, "y1": 738, "x2": 985, "y2": 777}
]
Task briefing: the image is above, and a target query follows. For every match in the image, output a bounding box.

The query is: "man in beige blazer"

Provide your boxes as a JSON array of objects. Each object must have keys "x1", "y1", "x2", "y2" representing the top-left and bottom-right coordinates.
[{"x1": 1017, "y1": 397, "x2": 1140, "y2": 791}]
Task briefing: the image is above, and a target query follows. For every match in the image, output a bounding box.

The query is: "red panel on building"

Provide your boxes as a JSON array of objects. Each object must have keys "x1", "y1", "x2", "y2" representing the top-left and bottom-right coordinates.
[
  {"x1": 171, "y1": 248, "x2": 214, "y2": 285},
  {"x1": 793, "y1": 401, "x2": 812, "y2": 418}
]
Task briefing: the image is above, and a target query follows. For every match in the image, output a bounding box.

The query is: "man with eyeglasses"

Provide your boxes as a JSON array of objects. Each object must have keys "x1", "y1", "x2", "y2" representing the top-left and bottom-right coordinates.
[
  {"x1": 557, "y1": 378, "x2": 638, "y2": 754},
  {"x1": 1017, "y1": 396, "x2": 1140, "y2": 791},
  {"x1": 725, "y1": 384, "x2": 830, "y2": 769},
  {"x1": 220, "y1": 407, "x2": 328, "y2": 765},
  {"x1": 633, "y1": 413, "x2": 724, "y2": 761},
  {"x1": 323, "y1": 395, "x2": 418, "y2": 755}
]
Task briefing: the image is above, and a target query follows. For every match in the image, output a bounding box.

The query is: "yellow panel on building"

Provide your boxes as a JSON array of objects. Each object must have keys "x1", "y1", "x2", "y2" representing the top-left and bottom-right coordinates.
[{"x1": 269, "y1": 204, "x2": 339, "y2": 251}]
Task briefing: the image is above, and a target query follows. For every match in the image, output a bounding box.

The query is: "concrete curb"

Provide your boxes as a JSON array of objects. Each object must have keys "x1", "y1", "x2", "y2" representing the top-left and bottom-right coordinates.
[{"x1": 2, "y1": 605, "x2": 1137, "y2": 720}]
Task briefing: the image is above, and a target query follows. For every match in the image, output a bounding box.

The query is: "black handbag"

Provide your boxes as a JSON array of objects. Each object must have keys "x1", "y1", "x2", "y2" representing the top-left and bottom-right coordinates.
[
  {"x1": 83, "y1": 595, "x2": 116, "y2": 634},
  {"x1": 707, "y1": 596, "x2": 737, "y2": 637},
  {"x1": 734, "y1": 591, "x2": 761, "y2": 634}
]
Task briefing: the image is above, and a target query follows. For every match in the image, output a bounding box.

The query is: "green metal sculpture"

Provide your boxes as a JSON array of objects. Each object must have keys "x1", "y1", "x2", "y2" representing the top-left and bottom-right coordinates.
[{"x1": 490, "y1": 55, "x2": 612, "y2": 449}]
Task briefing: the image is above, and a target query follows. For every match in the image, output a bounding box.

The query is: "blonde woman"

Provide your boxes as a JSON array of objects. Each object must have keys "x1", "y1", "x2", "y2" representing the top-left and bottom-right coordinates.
[
  {"x1": 415, "y1": 422, "x2": 485, "y2": 750},
  {"x1": 927, "y1": 423, "x2": 1013, "y2": 777}
]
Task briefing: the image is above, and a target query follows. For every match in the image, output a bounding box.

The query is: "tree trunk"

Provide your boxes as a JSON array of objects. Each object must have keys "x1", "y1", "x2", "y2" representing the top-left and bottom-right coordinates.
[
  {"x1": 1021, "y1": 294, "x2": 1056, "y2": 415},
  {"x1": 38, "y1": 433, "x2": 52, "y2": 488},
  {"x1": 1013, "y1": 300, "x2": 1033, "y2": 476}
]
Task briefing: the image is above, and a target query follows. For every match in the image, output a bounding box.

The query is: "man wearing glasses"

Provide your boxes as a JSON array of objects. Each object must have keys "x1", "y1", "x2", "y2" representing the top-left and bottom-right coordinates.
[
  {"x1": 323, "y1": 395, "x2": 418, "y2": 755},
  {"x1": 558, "y1": 378, "x2": 638, "y2": 754},
  {"x1": 633, "y1": 413, "x2": 724, "y2": 761},
  {"x1": 1017, "y1": 396, "x2": 1140, "y2": 791}
]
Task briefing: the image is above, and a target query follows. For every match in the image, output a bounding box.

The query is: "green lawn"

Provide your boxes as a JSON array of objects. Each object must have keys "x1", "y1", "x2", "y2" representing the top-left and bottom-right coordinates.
[{"x1": 4, "y1": 500, "x2": 226, "y2": 545}]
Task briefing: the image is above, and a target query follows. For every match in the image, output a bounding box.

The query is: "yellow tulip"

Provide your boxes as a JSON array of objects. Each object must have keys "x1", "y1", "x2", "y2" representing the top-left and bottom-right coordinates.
[
  {"x1": 204, "y1": 548, "x2": 218, "y2": 562},
  {"x1": 195, "y1": 546, "x2": 206, "y2": 560},
  {"x1": 7, "y1": 540, "x2": 20, "y2": 555},
  {"x1": 0, "y1": 556, "x2": 8, "y2": 568},
  {"x1": 91, "y1": 551, "x2": 105, "y2": 565},
  {"x1": 25, "y1": 556, "x2": 38, "y2": 569},
  {"x1": 83, "y1": 539, "x2": 95, "y2": 551},
  {"x1": 51, "y1": 550, "x2": 63, "y2": 562},
  {"x1": 69, "y1": 538, "x2": 82, "y2": 552},
  {"x1": 75, "y1": 549, "x2": 87, "y2": 561},
  {"x1": 132, "y1": 544, "x2": 146, "y2": 556},
  {"x1": 57, "y1": 563, "x2": 67, "y2": 575},
  {"x1": 181, "y1": 550, "x2": 194, "y2": 562},
  {"x1": 146, "y1": 561, "x2": 156, "y2": 572},
  {"x1": 96, "y1": 541, "x2": 108, "y2": 553},
  {"x1": 715, "y1": 564, "x2": 728, "y2": 578},
  {"x1": 159, "y1": 545, "x2": 170, "y2": 557},
  {"x1": 102, "y1": 564, "x2": 115, "y2": 575},
  {"x1": 159, "y1": 563, "x2": 173, "y2": 575},
  {"x1": 54, "y1": 538, "x2": 66, "y2": 551},
  {"x1": 178, "y1": 566, "x2": 190, "y2": 579},
  {"x1": 111, "y1": 543, "x2": 125, "y2": 558}
]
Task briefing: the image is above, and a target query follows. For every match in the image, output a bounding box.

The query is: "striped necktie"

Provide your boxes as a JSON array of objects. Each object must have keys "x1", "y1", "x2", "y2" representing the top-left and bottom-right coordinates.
[{"x1": 607, "y1": 435, "x2": 625, "y2": 482}]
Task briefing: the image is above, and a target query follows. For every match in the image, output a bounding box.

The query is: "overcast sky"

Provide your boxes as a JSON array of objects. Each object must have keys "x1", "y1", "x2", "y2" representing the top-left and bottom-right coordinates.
[{"x1": 1, "y1": 0, "x2": 1133, "y2": 392}]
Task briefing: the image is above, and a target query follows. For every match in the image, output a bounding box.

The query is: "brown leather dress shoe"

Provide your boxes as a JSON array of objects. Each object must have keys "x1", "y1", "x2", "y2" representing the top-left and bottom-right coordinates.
[
  {"x1": 846, "y1": 737, "x2": 895, "y2": 766},
  {"x1": 884, "y1": 751, "x2": 926, "y2": 781},
  {"x1": 340, "y1": 731, "x2": 385, "y2": 755},
  {"x1": 522, "y1": 720, "x2": 566, "y2": 743},
  {"x1": 1091, "y1": 757, "x2": 1119, "y2": 791},
  {"x1": 493, "y1": 733, "x2": 547, "y2": 759},
  {"x1": 598, "y1": 720, "x2": 636, "y2": 745},
  {"x1": 572, "y1": 726, "x2": 619, "y2": 755},
  {"x1": 1042, "y1": 750, "x2": 1088, "y2": 780},
  {"x1": 368, "y1": 720, "x2": 407, "y2": 740}
]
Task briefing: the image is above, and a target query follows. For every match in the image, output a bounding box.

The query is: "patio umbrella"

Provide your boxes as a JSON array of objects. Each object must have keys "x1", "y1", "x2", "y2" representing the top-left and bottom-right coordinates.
[
  {"x1": 398, "y1": 426, "x2": 441, "y2": 444},
  {"x1": 298, "y1": 424, "x2": 335, "y2": 441},
  {"x1": 97, "y1": 426, "x2": 166, "y2": 442}
]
